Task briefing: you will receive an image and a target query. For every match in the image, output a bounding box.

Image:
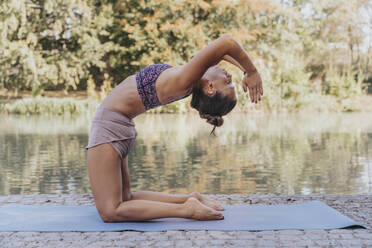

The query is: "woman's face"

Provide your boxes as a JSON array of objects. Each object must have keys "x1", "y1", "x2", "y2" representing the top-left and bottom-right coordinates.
[{"x1": 207, "y1": 66, "x2": 236, "y2": 101}]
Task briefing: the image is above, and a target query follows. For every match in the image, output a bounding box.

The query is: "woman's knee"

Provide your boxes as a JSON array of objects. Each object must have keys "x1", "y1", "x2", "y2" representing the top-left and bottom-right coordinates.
[{"x1": 99, "y1": 207, "x2": 119, "y2": 223}]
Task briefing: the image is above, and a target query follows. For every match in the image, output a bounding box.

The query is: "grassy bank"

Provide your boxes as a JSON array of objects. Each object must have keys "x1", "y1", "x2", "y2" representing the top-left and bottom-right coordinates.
[
  {"x1": 1, "y1": 94, "x2": 372, "y2": 116},
  {"x1": 0, "y1": 94, "x2": 192, "y2": 115},
  {"x1": 0, "y1": 97, "x2": 100, "y2": 116}
]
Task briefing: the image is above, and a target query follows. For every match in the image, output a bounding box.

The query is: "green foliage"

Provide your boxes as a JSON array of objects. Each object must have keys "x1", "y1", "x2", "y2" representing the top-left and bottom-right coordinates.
[
  {"x1": 324, "y1": 69, "x2": 365, "y2": 98},
  {"x1": 0, "y1": 0, "x2": 116, "y2": 94},
  {"x1": 0, "y1": 0, "x2": 371, "y2": 114},
  {"x1": 148, "y1": 98, "x2": 189, "y2": 114}
]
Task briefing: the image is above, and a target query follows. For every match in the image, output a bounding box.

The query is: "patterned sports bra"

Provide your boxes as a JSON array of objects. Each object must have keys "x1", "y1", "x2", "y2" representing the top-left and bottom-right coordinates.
[{"x1": 136, "y1": 64, "x2": 192, "y2": 110}]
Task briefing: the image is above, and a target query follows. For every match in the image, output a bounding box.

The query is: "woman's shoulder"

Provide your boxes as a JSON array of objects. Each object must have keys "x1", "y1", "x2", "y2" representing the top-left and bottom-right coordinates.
[
  {"x1": 155, "y1": 64, "x2": 192, "y2": 101},
  {"x1": 156, "y1": 65, "x2": 185, "y2": 86}
]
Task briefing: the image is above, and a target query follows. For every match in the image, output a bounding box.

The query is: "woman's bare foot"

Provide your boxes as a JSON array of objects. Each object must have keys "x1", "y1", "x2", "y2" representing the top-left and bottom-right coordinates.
[
  {"x1": 184, "y1": 197, "x2": 224, "y2": 220},
  {"x1": 189, "y1": 192, "x2": 225, "y2": 211}
]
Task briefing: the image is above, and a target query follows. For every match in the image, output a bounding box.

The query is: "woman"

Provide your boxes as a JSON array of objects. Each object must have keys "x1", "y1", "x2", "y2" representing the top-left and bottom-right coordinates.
[{"x1": 86, "y1": 35, "x2": 263, "y2": 223}]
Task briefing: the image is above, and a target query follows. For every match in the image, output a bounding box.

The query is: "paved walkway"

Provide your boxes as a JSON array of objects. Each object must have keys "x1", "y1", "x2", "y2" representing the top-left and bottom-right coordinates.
[{"x1": 0, "y1": 194, "x2": 371, "y2": 248}]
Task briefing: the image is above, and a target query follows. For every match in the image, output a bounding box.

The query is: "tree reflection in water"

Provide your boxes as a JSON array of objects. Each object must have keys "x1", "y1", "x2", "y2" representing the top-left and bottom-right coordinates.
[{"x1": 0, "y1": 113, "x2": 371, "y2": 195}]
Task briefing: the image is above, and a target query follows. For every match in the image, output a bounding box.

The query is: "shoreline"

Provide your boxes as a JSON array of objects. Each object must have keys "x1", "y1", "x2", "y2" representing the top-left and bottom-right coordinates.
[
  {"x1": 0, "y1": 193, "x2": 370, "y2": 247},
  {"x1": 1, "y1": 91, "x2": 372, "y2": 115}
]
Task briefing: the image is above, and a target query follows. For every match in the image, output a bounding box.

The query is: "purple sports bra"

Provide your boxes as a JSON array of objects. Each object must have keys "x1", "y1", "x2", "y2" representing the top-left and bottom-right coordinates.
[{"x1": 136, "y1": 64, "x2": 191, "y2": 110}]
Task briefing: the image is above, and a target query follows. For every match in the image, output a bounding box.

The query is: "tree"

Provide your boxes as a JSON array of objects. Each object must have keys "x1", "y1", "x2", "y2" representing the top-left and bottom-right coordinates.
[{"x1": 0, "y1": 0, "x2": 115, "y2": 95}]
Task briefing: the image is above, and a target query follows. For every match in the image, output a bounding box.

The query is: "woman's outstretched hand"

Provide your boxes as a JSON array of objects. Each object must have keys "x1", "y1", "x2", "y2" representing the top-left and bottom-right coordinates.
[{"x1": 242, "y1": 71, "x2": 263, "y2": 103}]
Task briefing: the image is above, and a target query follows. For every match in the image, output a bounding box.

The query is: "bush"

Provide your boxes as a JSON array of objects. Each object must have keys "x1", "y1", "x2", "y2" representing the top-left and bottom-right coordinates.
[{"x1": 1, "y1": 97, "x2": 100, "y2": 115}]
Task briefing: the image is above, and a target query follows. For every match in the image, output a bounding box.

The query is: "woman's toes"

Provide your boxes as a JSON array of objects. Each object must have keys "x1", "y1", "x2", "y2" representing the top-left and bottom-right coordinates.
[
  {"x1": 216, "y1": 204, "x2": 225, "y2": 211},
  {"x1": 209, "y1": 210, "x2": 223, "y2": 220},
  {"x1": 190, "y1": 192, "x2": 225, "y2": 211},
  {"x1": 208, "y1": 201, "x2": 225, "y2": 211},
  {"x1": 215, "y1": 213, "x2": 224, "y2": 219}
]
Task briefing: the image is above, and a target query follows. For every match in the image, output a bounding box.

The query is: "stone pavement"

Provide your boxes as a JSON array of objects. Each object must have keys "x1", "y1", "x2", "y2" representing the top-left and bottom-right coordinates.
[{"x1": 0, "y1": 194, "x2": 370, "y2": 248}]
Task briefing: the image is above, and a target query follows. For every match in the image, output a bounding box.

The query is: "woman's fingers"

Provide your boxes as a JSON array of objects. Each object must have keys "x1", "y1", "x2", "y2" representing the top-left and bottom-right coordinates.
[
  {"x1": 254, "y1": 87, "x2": 257, "y2": 103},
  {"x1": 254, "y1": 79, "x2": 258, "y2": 103},
  {"x1": 248, "y1": 86, "x2": 253, "y2": 102},
  {"x1": 255, "y1": 87, "x2": 258, "y2": 102},
  {"x1": 252, "y1": 86, "x2": 256, "y2": 103},
  {"x1": 244, "y1": 72, "x2": 263, "y2": 103},
  {"x1": 243, "y1": 82, "x2": 247, "y2": 93}
]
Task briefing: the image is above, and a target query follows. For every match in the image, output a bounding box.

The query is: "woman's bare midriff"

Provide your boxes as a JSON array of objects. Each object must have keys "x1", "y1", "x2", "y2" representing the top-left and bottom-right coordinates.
[
  {"x1": 100, "y1": 75, "x2": 146, "y2": 119},
  {"x1": 100, "y1": 66, "x2": 193, "y2": 120}
]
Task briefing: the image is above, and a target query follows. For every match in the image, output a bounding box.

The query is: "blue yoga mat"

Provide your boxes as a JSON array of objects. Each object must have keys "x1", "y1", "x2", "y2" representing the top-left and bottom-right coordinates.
[{"x1": 0, "y1": 201, "x2": 365, "y2": 232}]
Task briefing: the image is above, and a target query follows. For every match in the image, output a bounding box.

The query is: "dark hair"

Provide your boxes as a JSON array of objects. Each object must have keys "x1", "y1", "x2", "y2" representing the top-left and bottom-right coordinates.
[{"x1": 191, "y1": 86, "x2": 237, "y2": 136}]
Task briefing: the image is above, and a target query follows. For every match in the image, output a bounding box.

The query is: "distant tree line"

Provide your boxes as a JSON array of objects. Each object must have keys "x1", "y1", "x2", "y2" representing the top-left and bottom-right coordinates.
[{"x1": 0, "y1": 0, "x2": 371, "y2": 110}]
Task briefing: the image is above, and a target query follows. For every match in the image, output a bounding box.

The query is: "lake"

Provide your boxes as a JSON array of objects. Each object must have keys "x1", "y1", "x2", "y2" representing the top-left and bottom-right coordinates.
[{"x1": 0, "y1": 113, "x2": 371, "y2": 195}]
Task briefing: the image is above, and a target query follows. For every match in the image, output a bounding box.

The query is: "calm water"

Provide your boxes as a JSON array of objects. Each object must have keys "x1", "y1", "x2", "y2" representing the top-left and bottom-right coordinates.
[{"x1": 0, "y1": 113, "x2": 371, "y2": 195}]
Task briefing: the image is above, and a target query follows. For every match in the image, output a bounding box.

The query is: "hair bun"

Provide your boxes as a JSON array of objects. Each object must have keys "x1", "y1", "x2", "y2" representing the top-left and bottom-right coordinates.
[{"x1": 200, "y1": 113, "x2": 224, "y2": 127}]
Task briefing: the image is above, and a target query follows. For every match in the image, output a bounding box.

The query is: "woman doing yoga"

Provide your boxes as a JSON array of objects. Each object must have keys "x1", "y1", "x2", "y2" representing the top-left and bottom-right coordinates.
[{"x1": 86, "y1": 35, "x2": 263, "y2": 222}]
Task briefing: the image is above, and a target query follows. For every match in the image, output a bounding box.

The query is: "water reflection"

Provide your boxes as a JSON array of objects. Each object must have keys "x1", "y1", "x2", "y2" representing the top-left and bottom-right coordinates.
[{"x1": 0, "y1": 113, "x2": 371, "y2": 195}]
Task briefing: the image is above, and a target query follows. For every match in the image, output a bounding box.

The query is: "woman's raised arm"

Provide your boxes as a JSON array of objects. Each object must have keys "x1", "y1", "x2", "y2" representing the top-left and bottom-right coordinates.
[
  {"x1": 221, "y1": 55, "x2": 245, "y2": 72},
  {"x1": 176, "y1": 35, "x2": 259, "y2": 88},
  {"x1": 166, "y1": 35, "x2": 263, "y2": 103},
  {"x1": 176, "y1": 35, "x2": 233, "y2": 88}
]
